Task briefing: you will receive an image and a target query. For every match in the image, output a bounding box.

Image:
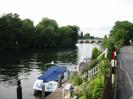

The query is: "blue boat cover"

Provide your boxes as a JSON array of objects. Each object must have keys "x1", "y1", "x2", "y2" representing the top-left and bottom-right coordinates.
[{"x1": 37, "y1": 65, "x2": 66, "y2": 82}]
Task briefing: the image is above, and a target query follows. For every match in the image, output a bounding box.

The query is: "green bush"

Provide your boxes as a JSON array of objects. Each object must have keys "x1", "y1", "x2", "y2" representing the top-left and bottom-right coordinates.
[
  {"x1": 74, "y1": 82, "x2": 92, "y2": 98},
  {"x1": 103, "y1": 37, "x2": 115, "y2": 59},
  {"x1": 76, "y1": 75, "x2": 104, "y2": 99},
  {"x1": 69, "y1": 73, "x2": 83, "y2": 86},
  {"x1": 92, "y1": 75, "x2": 104, "y2": 99},
  {"x1": 92, "y1": 47, "x2": 101, "y2": 60},
  {"x1": 98, "y1": 59, "x2": 111, "y2": 77}
]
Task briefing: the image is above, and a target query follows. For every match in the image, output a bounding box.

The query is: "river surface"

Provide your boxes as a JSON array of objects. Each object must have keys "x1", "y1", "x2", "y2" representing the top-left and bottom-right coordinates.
[{"x1": 0, "y1": 44, "x2": 100, "y2": 99}]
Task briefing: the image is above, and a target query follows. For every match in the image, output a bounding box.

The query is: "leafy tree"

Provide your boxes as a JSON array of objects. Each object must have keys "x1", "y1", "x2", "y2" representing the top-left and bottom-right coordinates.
[
  {"x1": 58, "y1": 25, "x2": 79, "y2": 47},
  {"x1": 80, "y1": 31, "x2": 83, "y2": 39},
  {"x1": 90, "y1": 36, "x2": 95, "y2": 39},
  {"x1": 0, "y1": 13, "x2": 80, "y2": 50},
  {"x1": 103, "y1": 21, "x2": 133, "y2": 58},
  {"x1": 110, "y1": 21, "x2": 133, "y2": 45},
  {"x1": 103, "y1": 37, "x2": 115, "y2": 59},
  {"x1": 91, "y1": 47, "x2": 101, "y2": 59},
  {"x1": 84, "y1": 33, "x2": 90, "y2": 39},
  {"x1": 0, "y1": 13, "x2": 22, "y2": 49},
  {"x1": 20, "y1": 19, "x2": 35, "y2": 48},
  {"x1": 58, "y1": 26, "x2": 73, "y2": 46},
  {"x1": 69, "y1": 25, "x2": 79, "y2": 45},
  {"x1": 35, "y1": 17, "x2": 59, "y2": 47}
]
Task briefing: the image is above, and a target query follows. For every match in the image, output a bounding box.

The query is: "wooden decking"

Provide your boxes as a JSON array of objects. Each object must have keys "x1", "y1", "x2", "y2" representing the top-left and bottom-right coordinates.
[{"x1": 45, "y1": 87, "x2": 63, "y2": 99}]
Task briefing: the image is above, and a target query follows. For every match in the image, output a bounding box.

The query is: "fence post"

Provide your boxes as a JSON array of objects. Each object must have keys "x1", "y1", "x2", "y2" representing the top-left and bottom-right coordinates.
[
  {"x1": 17, "y1": 80, "x2": 22, "y2": 99},
  {"x1": 42, "y1": 84, "x2": 45, "y2": 99}
]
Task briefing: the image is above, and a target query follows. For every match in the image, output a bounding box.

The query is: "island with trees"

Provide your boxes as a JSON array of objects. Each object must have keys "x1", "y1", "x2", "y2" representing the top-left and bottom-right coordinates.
[{"x1": 0, "y1": 13, "x2": 80, "y2": 51}]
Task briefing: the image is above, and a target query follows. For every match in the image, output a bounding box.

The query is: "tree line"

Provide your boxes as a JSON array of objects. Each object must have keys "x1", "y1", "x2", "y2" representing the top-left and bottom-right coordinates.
[
  {"x1": 103, "y1": 21, "x2": 133, "y2": 58},
  {"x1": 79, "y1": 32, "x2": 95, "y2": 39},
  {"x1": 0, "y1": 13, "x2": 79, "y2": 50}
]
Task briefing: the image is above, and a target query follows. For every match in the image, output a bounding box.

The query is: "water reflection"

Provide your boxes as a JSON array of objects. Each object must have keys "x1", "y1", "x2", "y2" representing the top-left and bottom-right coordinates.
[
  {"x1": 0, "y1": 48, "x2": 77, "y2": 86},
  {"x1": 0, "y1": 44, "x2": 100, "y2": 99}
]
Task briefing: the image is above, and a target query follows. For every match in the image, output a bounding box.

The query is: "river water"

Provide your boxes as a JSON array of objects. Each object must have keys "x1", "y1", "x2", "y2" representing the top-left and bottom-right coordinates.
[{"x1": 0, "y1": 44, "x2": 100, "y2": 99}]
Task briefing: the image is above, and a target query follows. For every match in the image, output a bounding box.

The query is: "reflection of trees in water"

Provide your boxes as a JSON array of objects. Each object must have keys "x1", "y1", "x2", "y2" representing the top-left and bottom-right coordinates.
[
  {"x1": 57, "y1": 50, "x2": 77, "y2": 64},
  {"x1": 0, "y1": 50, "x2": 33, "y2": 85},
  {"x1": 0, "y1": 48, "x2": 77, "y2": 85}
]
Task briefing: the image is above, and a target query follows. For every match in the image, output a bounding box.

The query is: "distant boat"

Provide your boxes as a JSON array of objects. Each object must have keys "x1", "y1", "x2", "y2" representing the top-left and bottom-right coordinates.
[{"x1": 33, "y1": 64, "x2": 69, "y2": 93}]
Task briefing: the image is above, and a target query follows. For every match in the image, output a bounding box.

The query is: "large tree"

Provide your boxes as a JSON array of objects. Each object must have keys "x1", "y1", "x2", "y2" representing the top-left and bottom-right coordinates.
[
  {"x1": 0, "y1": 13, "x2": 22, "y2": 49},
  {"x1": 58, "y1": 25, "x2": 79, "y2": 47},
  {"x1": 0, "y1": 13, "x2": 80, "y2": 50},
  {"x1": 20, "y1": 19, "x2": 35, "y2": 48},
  {"x1": 110, "y1": 21, "x2": 133, "y2": 45},
  {"x1": 84, "y1": 33, "x2": 90, "y2": 39},
  {"x1": 35, "y1": 17, "x2": 59, "y2": 47}
]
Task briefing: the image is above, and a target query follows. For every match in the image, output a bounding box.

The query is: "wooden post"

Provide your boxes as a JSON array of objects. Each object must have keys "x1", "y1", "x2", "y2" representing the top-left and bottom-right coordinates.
[
  {"x1": 42, "y1": 84, "x2": 45, "y2": 99},
  {"x1": 17, "y1": 80, "x2": 22, "y2": 99},
  {"x1": 58, "y1": 74, "x2": 62, "y2": 88}
]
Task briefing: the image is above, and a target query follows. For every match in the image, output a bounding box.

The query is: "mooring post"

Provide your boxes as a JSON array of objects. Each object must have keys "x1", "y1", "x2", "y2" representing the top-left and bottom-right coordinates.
[
  {"x1": 42, "y1": 84, "x2": 45, "y2": 99},
  {"x1": 17, "y1": 80, "x2": 22, "y2": 99},
  {"x1": 58, "y1": 74, "x2": 62, "y2": 88}
]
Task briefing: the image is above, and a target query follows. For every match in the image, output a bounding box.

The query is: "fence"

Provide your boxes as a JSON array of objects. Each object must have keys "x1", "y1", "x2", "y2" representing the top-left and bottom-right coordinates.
[{"x1": 82, "y1": 65, "x2": 99, "y2": 79}]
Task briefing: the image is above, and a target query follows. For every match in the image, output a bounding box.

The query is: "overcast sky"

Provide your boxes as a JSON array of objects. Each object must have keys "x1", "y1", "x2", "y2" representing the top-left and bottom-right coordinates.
[{"x1": 0, "y1": 0, "x2": 133, "y2": 37}]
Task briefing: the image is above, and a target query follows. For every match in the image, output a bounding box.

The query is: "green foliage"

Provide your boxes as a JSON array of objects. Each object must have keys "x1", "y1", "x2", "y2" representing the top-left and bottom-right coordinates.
[
  {"x1": 79, "y1": 31, "x2": 83, "y2": 39},
  {"x1": 0, "y1": 13, "x2": 80, "y2": 50},
  {"x1": 91, "y1": 47, "x2": 101, "y2": 60},
  {"x1": 103, "y1": 37, "x2": 115, "y2": 59},
  {"x1": 0, "y1": 13, "x2": 22, "y2": 49},
  {"x1": 58, "y1": 25, "x2": 79, "y2": 47},
  {"x1": 81, "y1": 96, "x2": 86, "y2": 99},
  {"x1": 20, "y1": 19, "x2": 35, "y2": 48},
  {"x1": 78, "y1": 32, "x2": 95, "y2": 40},
  {"x1": 74, "y1": 82, "x2": 91, "y2": 98},
  {"x1": 92, "y1": 75, "x2": 104, "y2": 99},
  {"x1": 69, "y1": 73, "x2": 83, "y2": 86},
  {"x1": 103, "y1": 21, "x2": 133, "y2": 58},
  {"x1": 35, "y1": 17, "x2": 59, "y2": 47},
  {"x1": 72, "y1": 58, "x2": 110, "y2": 99},
  {"x1": 110, "y1": 21, "x2": 133, "y2": 45},
  {"x1": 74, "y1": 75, "x2": 104, "y2": 99},
  {"x1": 98, "y1": 60, "x2": 111, "y2": 80},
  {"x1": 83, "y1": 33, "x2": 90, "y2": 39},
  {"x1": 90, "y1": 36, "x2": 95, "y2": 39}
]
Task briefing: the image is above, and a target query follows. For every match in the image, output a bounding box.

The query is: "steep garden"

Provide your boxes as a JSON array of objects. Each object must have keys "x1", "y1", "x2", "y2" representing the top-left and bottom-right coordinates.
[{"x1": 68, "y1": 47, "x2": 111, "y2": 99}]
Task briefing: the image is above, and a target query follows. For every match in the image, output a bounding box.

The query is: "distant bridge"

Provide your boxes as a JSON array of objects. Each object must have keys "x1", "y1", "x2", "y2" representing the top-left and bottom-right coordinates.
[{"x1": 77, "y1": 38, "x2": 103, "y2": 44}]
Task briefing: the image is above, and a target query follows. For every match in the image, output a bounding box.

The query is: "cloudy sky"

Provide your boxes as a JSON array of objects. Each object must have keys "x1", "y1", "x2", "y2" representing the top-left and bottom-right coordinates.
[{"x1": 0, "y1": 0, "x2": 133, "y2": 37}]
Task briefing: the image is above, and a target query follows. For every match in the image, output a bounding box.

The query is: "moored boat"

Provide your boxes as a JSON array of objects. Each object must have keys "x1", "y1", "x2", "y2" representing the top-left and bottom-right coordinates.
[{"x1": 33, "y1": 64, "x2": 69, "y2": 94}]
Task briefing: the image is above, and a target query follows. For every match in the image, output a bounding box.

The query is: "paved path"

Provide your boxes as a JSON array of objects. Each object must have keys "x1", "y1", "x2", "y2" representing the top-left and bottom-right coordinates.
[
  {"x1": 45, "y1": 83, "x2": 68, "y2": 99},
  {"x1": 45, "y1": 88, "x2": 63, "y2": 99},
  {"x1": 118, "y1": 46, "x2": 133, "y2": 99}
]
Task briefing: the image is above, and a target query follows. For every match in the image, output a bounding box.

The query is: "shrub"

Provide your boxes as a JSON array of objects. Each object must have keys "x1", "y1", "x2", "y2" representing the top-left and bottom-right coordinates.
[
  {"x1": 74, "y1": 82, "x2": 92, "y2": 98},
  {"x1": 98, "y1": 59, "x2": 111, "y2": 77},
  {"x1": 69, "y1": 73, "x2": 83, "y2": 86},
  {"x1": 92, "y1": 75, "x2": 104, "y2": 99},
  {"x1": 92, "y1": 47, "x2": 101, "y2": 60}
]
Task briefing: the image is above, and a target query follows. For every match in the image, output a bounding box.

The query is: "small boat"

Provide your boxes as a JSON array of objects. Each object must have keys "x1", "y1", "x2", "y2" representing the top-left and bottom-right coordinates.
[{"x1": 33, "y1": 64, "x2": 69, "y2": 93}]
